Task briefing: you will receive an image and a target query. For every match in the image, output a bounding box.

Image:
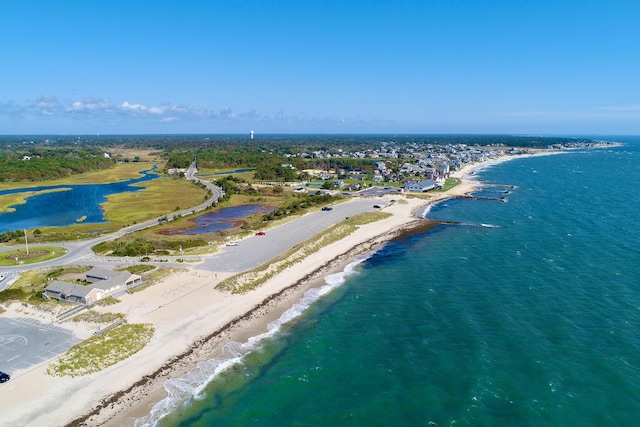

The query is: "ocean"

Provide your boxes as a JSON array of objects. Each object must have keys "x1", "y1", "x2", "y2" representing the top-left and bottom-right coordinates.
[{"x1": 143, "y1": 136, "x2": 640, "y2": 427}]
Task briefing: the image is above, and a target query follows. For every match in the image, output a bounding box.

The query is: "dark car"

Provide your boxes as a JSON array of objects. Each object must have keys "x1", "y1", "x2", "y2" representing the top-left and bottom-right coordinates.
[
  {"x1": 0, "y1": 371, "x2": 9, "y2": 383},
  {"x1": 321, "y1": 206, "x2": 333, "y2": 211},
  {"x1": 255, "y1": 231, "x2": 266, "y2": 236},
  {"x1": 373, "y1": 204, "x2": 381, "y2": 208}
]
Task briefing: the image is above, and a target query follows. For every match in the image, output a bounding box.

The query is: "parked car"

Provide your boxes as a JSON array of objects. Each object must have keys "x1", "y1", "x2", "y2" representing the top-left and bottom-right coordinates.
[
  {"x1": 321, "y1": 206, "x2": 333, "y2": 211},
  {"x1": 255, "y1": 231, "x2": 266, "y2": 236},
  {"x1": 0, "y1": 371, "x2": 9, "y2": 383},
  {"x1": 226, "y1": 241, "x2": 239, "y2": 246}
]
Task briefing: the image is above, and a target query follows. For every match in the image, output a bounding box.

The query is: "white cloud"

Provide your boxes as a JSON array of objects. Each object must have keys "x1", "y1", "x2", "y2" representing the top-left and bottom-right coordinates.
[
  {"x1": 67, "y1": 97, "x2": 112, "y2": 112},
  {"x1": 121, "y1": 101, "x2": 147, "y2": 111},
  {"x1": 0, "y1": 93, "x2": 382, "y2": 132}
]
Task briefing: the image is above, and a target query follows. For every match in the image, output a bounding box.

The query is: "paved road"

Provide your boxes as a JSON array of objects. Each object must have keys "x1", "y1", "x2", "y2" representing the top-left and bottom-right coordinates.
[
  {"x1": 0, "y1": 161, "x2": 400, "y2": 281},
  {"x1": 200, "y1": 197, "x2": 389, "y2": 273},
  {"x1": 0, "y1": 175, "x2": 395, "y2": 379},
  {"x1": 0, "y1": 160, "x2": 224, "y2": 284}
]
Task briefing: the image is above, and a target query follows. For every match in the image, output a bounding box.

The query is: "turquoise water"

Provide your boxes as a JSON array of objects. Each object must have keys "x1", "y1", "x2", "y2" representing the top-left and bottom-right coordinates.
[{"x1": 144, "y1": 137, "x2": 640, "y2": 427}]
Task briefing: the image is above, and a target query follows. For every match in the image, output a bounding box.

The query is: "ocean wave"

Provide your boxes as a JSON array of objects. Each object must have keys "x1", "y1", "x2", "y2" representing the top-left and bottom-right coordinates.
[{"x1": 134, "y1": 256, "x2": 370, "y2": 427}]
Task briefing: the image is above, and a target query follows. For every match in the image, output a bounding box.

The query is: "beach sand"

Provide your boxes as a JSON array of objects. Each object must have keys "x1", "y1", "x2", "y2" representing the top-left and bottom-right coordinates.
[{"x1": 0, "y1": 154, "x2": 538, "y2": 427}]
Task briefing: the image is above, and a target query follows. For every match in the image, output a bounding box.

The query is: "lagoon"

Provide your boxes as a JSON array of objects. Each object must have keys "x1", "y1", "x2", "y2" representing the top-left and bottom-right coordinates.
[{"x1": 0, "y1": 167, "x2": 159, "y2": 233}]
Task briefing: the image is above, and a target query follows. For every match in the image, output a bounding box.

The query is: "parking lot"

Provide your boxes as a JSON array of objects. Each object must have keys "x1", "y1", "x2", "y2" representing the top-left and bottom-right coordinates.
[{"x1": 0, "y1": 317, "x2": 81, "y2": 378}]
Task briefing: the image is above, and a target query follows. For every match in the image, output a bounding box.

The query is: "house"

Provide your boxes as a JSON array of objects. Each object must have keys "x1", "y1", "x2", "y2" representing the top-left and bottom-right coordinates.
[
  {"x1": 436, "y1": 163, "x2": 450, "y2": 178},
  {"x1": 43, "y1": 267, "x2": 143, "y2": 306},
  {"x1": 168, "y1": 167, "x2": 187, "y2": 175},
  {"x1": 405, "y1": 179, "x2": 440, "y2": 192}
]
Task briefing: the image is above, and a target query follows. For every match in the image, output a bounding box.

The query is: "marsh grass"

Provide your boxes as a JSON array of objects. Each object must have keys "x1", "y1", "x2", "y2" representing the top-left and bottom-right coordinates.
[{"x1": 102, "y1": 177, "x2": 209, "y2": 226}]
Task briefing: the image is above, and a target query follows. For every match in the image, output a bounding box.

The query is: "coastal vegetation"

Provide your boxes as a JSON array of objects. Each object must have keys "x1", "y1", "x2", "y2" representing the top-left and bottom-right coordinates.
[
  {"x1": 218, "y1": 211, "x2": 391, "y2": 294},
  {"x1": 0, "y1": 265, "x2": 89, "y2": 304},
  {"x1": 0, "y1": 135, "x2": 602, "y2": 247},
  {"x1": 46, "y1": 323, "x2": 155, "y2": 377},
  {"x1": 100, "y1": 177, "x2": 210, "y2": 227},
  {"x1": 92, "y1": 179, "x2": 343, "y2": 256},
  {"x1": 437, "y1": 177, "x2": 462, "y2": 192}
]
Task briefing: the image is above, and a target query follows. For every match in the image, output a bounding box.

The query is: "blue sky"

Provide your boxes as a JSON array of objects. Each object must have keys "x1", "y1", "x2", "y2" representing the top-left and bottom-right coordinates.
[{"x1": 1, "y1": 0, "x2": 639, "y2": 135}]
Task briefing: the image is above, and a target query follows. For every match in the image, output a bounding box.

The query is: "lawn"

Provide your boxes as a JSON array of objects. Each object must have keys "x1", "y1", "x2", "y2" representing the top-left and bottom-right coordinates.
[{"x1": 0, "y1": 246, "x2": 68, "y2": 266}]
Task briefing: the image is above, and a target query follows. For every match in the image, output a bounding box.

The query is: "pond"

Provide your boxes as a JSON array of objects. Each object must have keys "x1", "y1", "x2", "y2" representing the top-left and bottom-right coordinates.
[
  {"x1": 158, "y1": 204, "x2": 275, "y2": 235},
  {"x1": 0, "y1": 166, "x2": 159, "y2": 233}
]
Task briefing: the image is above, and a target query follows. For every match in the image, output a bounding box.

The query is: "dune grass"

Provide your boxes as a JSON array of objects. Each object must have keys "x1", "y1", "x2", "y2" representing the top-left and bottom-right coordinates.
[
  {"x1": 47, "y1": 323, "x2": 155, "y2": 377},
  {"x1": 218, "y1": 211, "x2": 390, "y2": 293}
]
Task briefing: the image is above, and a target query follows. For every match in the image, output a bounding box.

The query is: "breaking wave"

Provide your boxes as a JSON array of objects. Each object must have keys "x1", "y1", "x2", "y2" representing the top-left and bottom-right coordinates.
[{"x1": 134, "y1": 256, "x2": 370, "y2": 427}]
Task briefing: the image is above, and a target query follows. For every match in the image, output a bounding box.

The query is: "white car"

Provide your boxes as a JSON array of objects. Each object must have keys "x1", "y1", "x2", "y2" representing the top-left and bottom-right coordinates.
[
  {"x1": 226, "y1": 241, "x2": 239, "y2": 247},
  {"x1": 0, "y1": 275, "x2": 5, "y2": 282}
]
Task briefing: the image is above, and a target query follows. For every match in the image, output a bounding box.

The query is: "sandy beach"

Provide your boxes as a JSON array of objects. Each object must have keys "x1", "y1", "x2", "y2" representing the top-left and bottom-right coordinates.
[{"x1": 0, "y1": 153, "x2": 540, "y2": 427}]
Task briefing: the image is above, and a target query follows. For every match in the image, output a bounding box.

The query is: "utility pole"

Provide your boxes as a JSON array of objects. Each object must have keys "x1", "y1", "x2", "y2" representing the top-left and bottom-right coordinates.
[{"x1": 24, "y1": 229, "x2": 29, "y2": 255}]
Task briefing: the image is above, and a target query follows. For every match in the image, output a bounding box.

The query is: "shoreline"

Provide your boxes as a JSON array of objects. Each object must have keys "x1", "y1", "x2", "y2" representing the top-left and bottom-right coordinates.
[
  {"x1": 106, "y1": 220, "x2": 425, "y2": 427},
  {"x1": 0, "y1": 150, "x2": 557, "y2": 427}
]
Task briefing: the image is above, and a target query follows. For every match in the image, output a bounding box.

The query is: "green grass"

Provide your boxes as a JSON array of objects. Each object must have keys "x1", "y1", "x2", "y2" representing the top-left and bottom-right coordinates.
[
  {"x1": 436, "y1": 177, "x2": 461, "y2": 192},
  {"x1": 101, "y1": 177, "x2": 210, "y2": 227},
  {"x1": 47, "y1": 323, "x2": 155, "y2": 377},
  {"x1": 0, "y1": 266, "x2": 89, "y2": 303},
  {"x1": 0, "y1": 246, "x2": 68, "y2": 266}
]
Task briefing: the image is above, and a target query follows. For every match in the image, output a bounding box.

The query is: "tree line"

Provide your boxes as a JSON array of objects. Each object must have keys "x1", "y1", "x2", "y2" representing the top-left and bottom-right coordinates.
[{"x1": 0, "y1": 147, "x2": 113, "y2": 182}]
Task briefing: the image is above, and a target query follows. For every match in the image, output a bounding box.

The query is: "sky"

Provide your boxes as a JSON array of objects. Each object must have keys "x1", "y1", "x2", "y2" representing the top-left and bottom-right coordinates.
[{"x1": 1, "y1": 0, "x2": 639, "y2": 135}]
